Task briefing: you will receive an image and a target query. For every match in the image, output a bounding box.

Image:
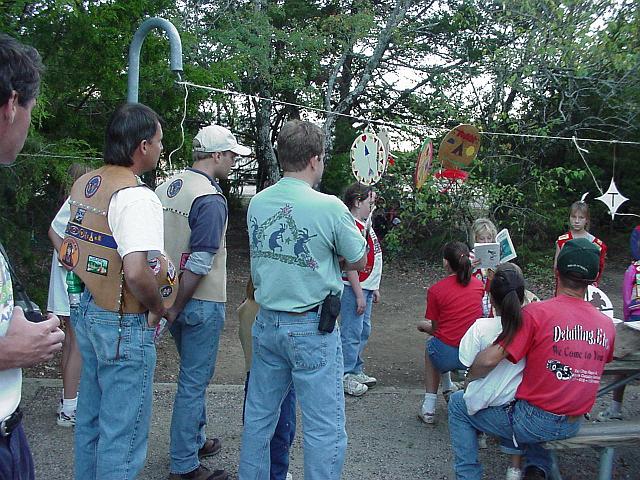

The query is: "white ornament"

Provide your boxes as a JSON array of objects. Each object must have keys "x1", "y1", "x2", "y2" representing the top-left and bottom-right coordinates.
[{"x1": 596, "y1": 178, "x2": 628, "y2": 219}]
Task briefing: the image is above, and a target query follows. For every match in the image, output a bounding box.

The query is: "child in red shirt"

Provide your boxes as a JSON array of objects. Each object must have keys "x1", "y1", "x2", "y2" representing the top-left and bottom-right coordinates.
[
  {"x1": 554, "y1": 199, "x2": 607, "y2": 289},
  {"x1": 417, "y1": 241, "x2": 484, "y2": 424}
]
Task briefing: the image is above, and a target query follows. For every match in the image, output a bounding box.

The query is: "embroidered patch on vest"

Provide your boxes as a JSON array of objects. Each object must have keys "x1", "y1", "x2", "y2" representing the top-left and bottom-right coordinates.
[
  {"x1": 86, "y1": 255, "x2": 109, "y2": 276},
  {"x1": 60, "y1": 238, "x2": 80, "y2": 269},
  {"x1": 84, "y1": 175, "x2": 102, "y2": 198},
  {"x1": 65, "y1": 224, "x2": 118, "y2": 249},
  {"x1": 167, "y1": 179, "x2": 183, "y2": 198},
  {"x1": 148, "y1": 257, "x2": 161, "y2": 275},
  {"x1": 167, "y1": 260, "x2": 176, "y2": 285},
  {"x1": 73, "y1": 207, "x2": 87, "y2": 225},
  {"x1": 160, "y1": 285, "x2": 173, "y2": 298}
]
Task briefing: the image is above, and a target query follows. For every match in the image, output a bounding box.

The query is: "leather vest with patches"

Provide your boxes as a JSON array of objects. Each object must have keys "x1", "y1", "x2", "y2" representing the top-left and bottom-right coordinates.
[
  {"x1": 60, "y1": 165, "x2": 178, "y2": 313},
  {"x1": 156, "y1": 169, "x2": 227, "y2": 302}
]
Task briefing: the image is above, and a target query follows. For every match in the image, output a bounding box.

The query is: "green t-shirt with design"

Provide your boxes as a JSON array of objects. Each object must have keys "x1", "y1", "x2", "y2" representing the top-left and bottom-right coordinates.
[{"x1": 248, "y1": 177, "x2": 366, "y2": 312}]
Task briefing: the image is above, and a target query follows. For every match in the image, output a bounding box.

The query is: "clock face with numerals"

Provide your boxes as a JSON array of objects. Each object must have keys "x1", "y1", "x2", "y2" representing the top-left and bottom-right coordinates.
[{"x1": 350, "y1": 132, "x2": 387, "y2": 186}]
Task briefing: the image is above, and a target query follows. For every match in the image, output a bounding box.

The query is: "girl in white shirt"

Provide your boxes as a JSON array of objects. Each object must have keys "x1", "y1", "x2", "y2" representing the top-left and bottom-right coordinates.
[{"x1": 458, "y1": 263, "x2": 526, "y2": 480}]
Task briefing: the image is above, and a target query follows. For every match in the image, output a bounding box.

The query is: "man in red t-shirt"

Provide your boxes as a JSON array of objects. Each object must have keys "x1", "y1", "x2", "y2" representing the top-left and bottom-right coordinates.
[{"x1": 447, "y1": 238, "x2": 616, "y2": 480}]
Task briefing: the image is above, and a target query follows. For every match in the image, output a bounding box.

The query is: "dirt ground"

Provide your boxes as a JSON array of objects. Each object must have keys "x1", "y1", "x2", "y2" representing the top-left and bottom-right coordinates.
[{"x1": 23, "y1": 206, "x2": 640, "y2": 479}]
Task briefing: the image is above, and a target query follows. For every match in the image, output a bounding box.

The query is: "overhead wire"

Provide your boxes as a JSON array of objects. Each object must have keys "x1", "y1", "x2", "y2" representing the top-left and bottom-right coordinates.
[{"x1": 177, "y1": 80, "x2": 640, "y2": 146}]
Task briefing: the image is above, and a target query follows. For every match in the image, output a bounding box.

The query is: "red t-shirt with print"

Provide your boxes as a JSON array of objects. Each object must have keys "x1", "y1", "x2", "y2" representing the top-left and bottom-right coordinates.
[
  {"x1": 503, "y1": 295, "x2": 615, "y2": 416},
  {"x1": 425, "y1": 275, "x2": 484, "y2": 347}
]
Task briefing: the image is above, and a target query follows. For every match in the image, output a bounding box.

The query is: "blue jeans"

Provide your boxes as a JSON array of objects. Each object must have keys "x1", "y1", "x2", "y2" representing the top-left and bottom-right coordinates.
[
  {"x1": 169, "y1": 299, "x2": 225, "y2": 474},
  {"x1": 0, "y1": 422, "x2": 34, "y2": 480},
  {"x1": 427, "y1": 337, "x2": 466, "y2": 373},
  {"x1": 74, "y1": 293, "x2": 156, "y2": 480},
  {"x1": 339, "y1": 285, "x2": 374, "y2": 375},
  {"x1": 448, "y1": 391, "x2": 581, "y2": 479},
  {"x1": 239, "y1": 308, "x2": 347, "y2": 480},
  {"x1": 243, "y1": 372, "x2": 297, "y2": 480}
]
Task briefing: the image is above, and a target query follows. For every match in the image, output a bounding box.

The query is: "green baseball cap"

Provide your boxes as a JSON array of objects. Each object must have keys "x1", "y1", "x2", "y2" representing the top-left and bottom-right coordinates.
[{"x1": 557, "y1": 238, "x2": 600, "y2": 282}]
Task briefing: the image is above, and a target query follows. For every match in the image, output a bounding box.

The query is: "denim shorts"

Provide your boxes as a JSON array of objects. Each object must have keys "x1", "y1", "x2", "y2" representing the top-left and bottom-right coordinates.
[{"x1": 427, "y1": 337, "x2": 466, "y2": 373}]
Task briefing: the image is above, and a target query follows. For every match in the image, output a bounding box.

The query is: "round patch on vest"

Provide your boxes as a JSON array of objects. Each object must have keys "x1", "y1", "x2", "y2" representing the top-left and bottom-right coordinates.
[
  {"x1": 160, "y1": 285, "x2": 173, "y2": 298},
  {"x1": 60, "y1": 237, "x2": 80, "y2": 269},
  {"x1": 167, "y1": 179, "x2": 183, "y2": 198},
  {"x1": 85, "y1": 175, "x2": 102, "y2": 198}
]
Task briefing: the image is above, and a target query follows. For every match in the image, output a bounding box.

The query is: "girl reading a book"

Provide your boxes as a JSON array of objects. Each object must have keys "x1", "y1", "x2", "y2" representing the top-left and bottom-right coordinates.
[{"x1": 470, "y1": 218, "x2": 498, "y2": 317}]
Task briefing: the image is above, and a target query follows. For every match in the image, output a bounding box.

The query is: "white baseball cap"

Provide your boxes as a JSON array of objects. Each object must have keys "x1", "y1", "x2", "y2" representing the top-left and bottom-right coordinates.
[{"x1": 193, "y1": 125, "x2": 251, "y2": 156}]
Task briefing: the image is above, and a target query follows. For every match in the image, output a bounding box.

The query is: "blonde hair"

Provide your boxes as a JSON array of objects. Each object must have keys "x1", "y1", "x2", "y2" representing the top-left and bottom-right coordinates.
[
  {"x1": 569, "y1": 201, "x2": 590, "y2": 230},
  {"x1": 471, "y1": 218, "x2": 497, "y2": 243}
]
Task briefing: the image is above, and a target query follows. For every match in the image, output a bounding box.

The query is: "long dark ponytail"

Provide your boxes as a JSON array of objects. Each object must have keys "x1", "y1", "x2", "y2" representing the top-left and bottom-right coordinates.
[
  {"x1": 491, "y1": 263, "x2": 525, "y2": 347},
  {"x1": 443, "y1": 241, "x2": 472, "y2": 286}
]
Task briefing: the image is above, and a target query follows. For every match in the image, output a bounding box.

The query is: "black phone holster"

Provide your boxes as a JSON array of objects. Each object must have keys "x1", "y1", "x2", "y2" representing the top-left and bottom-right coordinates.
[{"x1": 318, "y1": 293, "x2": 341, "y2": 333}]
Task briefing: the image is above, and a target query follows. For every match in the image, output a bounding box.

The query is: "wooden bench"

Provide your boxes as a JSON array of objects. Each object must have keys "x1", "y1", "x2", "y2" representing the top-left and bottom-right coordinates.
[{"x1": 544, "y1": 420, "x2": 640, "y2": 480}]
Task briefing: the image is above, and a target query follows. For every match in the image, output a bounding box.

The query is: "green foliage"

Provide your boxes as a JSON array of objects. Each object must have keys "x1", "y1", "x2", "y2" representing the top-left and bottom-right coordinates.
[{"x1": 1, "y1": 0, "x2": 639, "y2": 302}]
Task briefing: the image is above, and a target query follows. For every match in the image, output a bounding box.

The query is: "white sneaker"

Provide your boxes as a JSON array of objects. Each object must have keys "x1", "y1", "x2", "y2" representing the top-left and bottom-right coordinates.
[
  {"x1": 505, "y1": 467, "x2": 523, "y2": 480},
  {"x1": 351, "y1": 371, "x2": 377, "y2": 387},
  {"x1": 417, "y1": 410, "x2": 436, "y2": 425},
  {"x1": 596, "y1": 405, "x2": 623, "y2": 422},
  {"x1": 57, "y1": 409, "x2": 76, "y2": 427},
  {"x1": 343, "y1": 374, "x2": 368, "y2": 396}
]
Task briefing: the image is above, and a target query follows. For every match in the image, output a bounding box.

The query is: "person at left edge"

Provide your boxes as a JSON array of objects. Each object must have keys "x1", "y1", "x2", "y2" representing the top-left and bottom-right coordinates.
[
  {"x1": 0, "y1": 34, "x2": 65, "y2": 480},
  {"x1": 156, "y1": 124, "x2": 251, "y2": 480},
  {"x1": 60, "y1": 103, "x2": 179, "y2": 480}
]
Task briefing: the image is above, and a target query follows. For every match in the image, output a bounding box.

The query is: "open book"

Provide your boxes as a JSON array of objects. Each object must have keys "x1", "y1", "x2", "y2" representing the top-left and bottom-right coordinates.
[
  {"x1": 473, "y1": 229, "x2": 517, "y2": 269},
  {"x1": 496, "y1": 228, "x2": 517, "y2": 263}
]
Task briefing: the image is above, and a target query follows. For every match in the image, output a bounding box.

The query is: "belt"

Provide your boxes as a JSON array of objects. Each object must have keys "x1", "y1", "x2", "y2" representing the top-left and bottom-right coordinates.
[
  {"x1": 289, "y1": 305, "x2": 320, "y2": 316},
  {"x1": 0, "y1": 407, "x2": 22, "y2": 437}
]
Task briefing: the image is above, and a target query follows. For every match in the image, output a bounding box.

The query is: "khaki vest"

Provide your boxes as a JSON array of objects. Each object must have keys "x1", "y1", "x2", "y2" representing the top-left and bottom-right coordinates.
[
  {"x1": 156, "y1": 169, "x2": 227, "y2": 302},
  {"x1": 60, "y1": 165, "x2": 178, "y2": 313}
]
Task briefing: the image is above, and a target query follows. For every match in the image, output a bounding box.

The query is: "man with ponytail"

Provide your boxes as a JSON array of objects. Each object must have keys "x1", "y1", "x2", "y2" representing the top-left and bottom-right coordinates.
[{"x1": 448, "y1": 239, "x2": 615, "y2": 480}]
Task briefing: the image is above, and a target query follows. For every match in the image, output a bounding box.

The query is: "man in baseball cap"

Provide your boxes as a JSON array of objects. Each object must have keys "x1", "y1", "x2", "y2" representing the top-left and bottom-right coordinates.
[
  {"x1": 193, "y1": 125, "x2": 251, "y2": 157},
  {"x1": 448, "y1": 237, "x2": 615, "y2": 480},
  {"x1": 556, "y1": 237, "x2": 600, "y2": 282},
  {"x1": 156, "y1": 124, "x2": 251, "y2": 480}
]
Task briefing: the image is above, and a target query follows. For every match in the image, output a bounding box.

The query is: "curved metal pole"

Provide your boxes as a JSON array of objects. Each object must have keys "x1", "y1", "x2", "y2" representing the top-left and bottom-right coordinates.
[{"x1": 127, "y1": 17, "x2": 183, "y2": 103}]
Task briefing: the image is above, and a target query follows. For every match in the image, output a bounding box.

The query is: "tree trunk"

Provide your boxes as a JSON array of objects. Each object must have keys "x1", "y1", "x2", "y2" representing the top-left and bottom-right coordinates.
[{"x1": 255, "y1": 97, "x2": 279, "y2": 191}]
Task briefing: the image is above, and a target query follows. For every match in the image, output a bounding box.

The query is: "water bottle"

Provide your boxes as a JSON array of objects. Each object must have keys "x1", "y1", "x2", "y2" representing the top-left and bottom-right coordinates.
[{"x1": 66, "y1": 271, "x2": 84, "y2": 307}]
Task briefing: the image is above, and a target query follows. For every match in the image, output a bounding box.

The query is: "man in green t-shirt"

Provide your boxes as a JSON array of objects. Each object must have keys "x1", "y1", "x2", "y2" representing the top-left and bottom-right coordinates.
[{"x1": 239, "y1": 120, "x2": 366, "y2": 480}]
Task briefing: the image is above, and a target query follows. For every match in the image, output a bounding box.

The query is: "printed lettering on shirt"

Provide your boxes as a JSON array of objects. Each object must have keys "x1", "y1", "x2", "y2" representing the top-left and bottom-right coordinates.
[
  {"x1": 546, "y1": 322, "x2": 612, "y2": 385},
  {"x1": 552, "y1": 324, "x2": 610, "y2": 348},
  {"x1": 249, "y1": 204, "x2": 320, "y2": 270}
]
